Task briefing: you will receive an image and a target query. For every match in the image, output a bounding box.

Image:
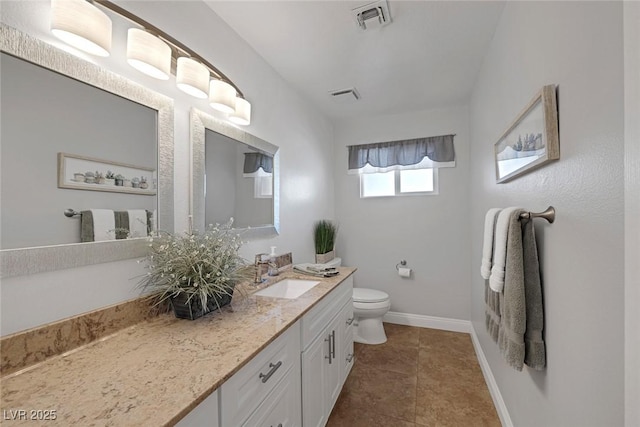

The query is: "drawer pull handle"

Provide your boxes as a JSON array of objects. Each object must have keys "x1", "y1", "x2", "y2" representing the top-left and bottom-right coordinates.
[
  {"x1": 269, "y1": 424, "x2": 283, "y2": 427},
  {"x1": 346, "y1": 317, "x2": 354, "y2": 326},
  {"x1": 259, "y1": 361, "x2": 283, "y2": 383},
  {"x1": 325, "y1": 335, "x2": 332, "y2": 364},
  {"x1": 346, "y1": 353, "x2": 354, "y2": 363},
  {"x1": 331, "y1": 330, "x2": 336, "y2": 360}
]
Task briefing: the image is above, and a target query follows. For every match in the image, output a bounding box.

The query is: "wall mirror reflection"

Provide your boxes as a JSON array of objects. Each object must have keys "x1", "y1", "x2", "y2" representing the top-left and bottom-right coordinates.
[
  {"x1": 0, "y1": 25, "x2": 174, "y2": 277},
  {"x1": 1, "y1": 52, "x2": 157, "y2": 249},
  {"x1": 191, "y1": 109, "x2": 279, "y2": 240}
]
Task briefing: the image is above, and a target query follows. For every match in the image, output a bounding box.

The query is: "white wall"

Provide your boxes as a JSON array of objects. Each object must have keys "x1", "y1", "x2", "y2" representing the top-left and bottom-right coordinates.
[
  {"x1": 333, "y1": 106, "x2": 470, "y2": 321},
  {"x1": 0, "y1": 0, "x2": 335, "y2": 335},
  {"x1": 468, "y1": 2, "x2": 624, "y2": 426},
  {"x1": 624, "y1": 2, "x2": 640, "y2": 426}
]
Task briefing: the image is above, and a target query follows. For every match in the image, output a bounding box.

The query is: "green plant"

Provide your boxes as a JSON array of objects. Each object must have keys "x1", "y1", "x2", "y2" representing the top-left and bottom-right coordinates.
[
  {"x1": 313, "y1": 220, "x2": 338, "y2": 255},
  {"x1": 105, "y1": 170, "x2": 115, "y2": 179},
  {"x1": 138, "y1": 219, "x2": 251, "y2": 312}
]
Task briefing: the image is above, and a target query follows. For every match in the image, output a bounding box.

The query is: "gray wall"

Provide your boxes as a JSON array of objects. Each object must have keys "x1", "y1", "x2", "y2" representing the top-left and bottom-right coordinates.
[
  {"x1": 468, "y1": 2, "x2": 624, "y2": 426},
  {"x1": 205, "y1": 130, "x2": 236, "y2": 227},
  {"x1": 334, "y1": 106, "x2": 471, "y2": 321},
  {"x1": 1, "y1": 53, "x2": 157, "y2": 249}
]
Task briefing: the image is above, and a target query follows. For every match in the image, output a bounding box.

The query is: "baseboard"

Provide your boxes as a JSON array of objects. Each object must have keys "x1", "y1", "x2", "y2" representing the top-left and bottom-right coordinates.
[
  {"x1": 470, "y1": 325, "x2": 513, "y2": 427},
  {"x1": 383, "y1": 311, "x2": 471, "y2": 333}
]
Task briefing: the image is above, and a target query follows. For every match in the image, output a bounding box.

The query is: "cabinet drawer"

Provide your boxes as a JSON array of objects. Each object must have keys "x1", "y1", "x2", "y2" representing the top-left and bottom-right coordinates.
[
  {"x1": 220, "y1": 321, "x2": 301, "y2": 427},
  {"x1": 342, "y1": 327, "x2": 355, "y2": 382},
  {"x1": 301, "y1": 276, "x2": 353, "y2": 349},
  {"x1": 241, "y1": 364, "x2": 301, "y2": 427},
  {"x1": 340, "y1": 296, "x2": 355, "y2": 336}
]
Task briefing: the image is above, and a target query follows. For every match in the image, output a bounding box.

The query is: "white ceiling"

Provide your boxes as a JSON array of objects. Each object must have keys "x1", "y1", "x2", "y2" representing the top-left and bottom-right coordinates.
[{"x1": 206, "y1": 1, "x2": 505, "y2": 121}]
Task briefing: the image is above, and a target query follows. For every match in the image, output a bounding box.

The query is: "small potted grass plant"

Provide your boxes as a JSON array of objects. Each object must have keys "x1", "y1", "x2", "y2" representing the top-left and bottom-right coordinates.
[
  {"x1": 314, "y1": 220, "x2": 338, "y2": 264},
  {"x1": 138, "y1": 219, "x2": 251, "y2": 320}
]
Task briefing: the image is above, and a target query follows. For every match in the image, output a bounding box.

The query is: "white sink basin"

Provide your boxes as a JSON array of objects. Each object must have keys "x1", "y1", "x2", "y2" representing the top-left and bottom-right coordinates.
[{"x1": 254, "y1": 279, "x2": 321, "y2": 299}]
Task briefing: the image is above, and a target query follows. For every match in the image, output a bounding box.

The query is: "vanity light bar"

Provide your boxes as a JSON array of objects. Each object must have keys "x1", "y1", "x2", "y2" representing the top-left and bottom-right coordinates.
[{"x1": 51, "y1": 0, "x2": 251, "y2": 125}]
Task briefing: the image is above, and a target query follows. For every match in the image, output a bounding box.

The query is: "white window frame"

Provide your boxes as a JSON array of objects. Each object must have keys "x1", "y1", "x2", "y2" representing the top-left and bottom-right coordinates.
[{"x1": 359, "y1": 167, "x2": 439, "y2": 198}]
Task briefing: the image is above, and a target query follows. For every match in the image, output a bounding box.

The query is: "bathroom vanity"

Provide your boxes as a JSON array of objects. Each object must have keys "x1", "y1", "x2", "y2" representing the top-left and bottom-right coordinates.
[{"x1": 0, "y1": 268, "x2": 355, "y2": 426}]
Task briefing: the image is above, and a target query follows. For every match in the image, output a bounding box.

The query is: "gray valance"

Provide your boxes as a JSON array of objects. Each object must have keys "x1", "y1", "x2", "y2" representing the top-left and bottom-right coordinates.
[
  {"x1": 243, "y1": 152, "x2": 273, "y2": 174},
  {"x1": 348, "y1": 134, "x2": 455, "y2": 173}
]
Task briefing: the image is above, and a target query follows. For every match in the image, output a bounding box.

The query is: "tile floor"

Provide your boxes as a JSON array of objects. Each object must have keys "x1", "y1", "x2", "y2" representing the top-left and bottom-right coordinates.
[{"x1": 327, "y1": 323, "x2": 501, "y2": 427}]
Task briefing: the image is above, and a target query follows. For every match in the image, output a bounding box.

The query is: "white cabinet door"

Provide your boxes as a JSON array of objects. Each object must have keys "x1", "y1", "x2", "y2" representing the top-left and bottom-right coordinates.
[
  {"x1": 326, "y1": 312, "x2": 344, "y2": 412},
  {"x1": 175, "y1": 390, "x2": 219, "y2": 427},
  {"x1": 301, "y1": 327, "x2": 331, "y2": 427}
]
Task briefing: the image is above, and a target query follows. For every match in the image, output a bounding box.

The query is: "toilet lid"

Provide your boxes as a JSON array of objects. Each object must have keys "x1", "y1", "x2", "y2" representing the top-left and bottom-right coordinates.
[{"x1": 353, "y1": 288, "x2": 389, "y2": 303}]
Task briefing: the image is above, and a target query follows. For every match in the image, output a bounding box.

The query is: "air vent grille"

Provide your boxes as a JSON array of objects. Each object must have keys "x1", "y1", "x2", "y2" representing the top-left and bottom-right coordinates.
[{"x1": 352, "y1": 0, "x2": 391, "y2": 30}]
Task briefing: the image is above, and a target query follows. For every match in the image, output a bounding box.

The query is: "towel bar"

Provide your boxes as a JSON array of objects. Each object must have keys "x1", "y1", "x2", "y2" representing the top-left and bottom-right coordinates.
[
  {"x1": 64, "y1": 209, "x2": 80, "y2": 218},
  {"x1": 520, "y1": 206, "x2": 555, "y2": 223}
]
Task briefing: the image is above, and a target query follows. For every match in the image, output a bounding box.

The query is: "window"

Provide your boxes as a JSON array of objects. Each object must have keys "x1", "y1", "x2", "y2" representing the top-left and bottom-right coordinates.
[{"x1": 360, "y1": 168, "x2": 437, "y2": 198}]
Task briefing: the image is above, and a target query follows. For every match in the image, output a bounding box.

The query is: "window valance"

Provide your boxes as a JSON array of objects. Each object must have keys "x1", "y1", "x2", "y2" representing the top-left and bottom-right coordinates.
[
  {"x1": 348, "y1": 134, "x2": 455, "y2": 174},
  {"x1": 243, "y1": 152, "x2": 273, "y2": 176}
]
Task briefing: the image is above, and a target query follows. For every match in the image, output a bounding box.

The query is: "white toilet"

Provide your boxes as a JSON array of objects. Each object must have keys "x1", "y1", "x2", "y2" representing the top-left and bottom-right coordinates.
[
  {"x1": 319, "y1": 258, "x2": 391, "y2": 345},
  {"x1": 352, "y1": 288, "x2": 391, "y2": 345}
]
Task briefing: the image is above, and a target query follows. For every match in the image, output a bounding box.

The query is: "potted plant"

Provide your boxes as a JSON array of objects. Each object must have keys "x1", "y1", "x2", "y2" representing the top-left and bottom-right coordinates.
[
  {"x1": 73, "y1": 172, "x2": 85, "y2": 182},
  {"x1": 138, "y1": 219, "x2": 251, "y2": 320},
  {"x1": 314, "y1": 220, "x2": 338, "y2": 264},
  {"x1": 95, "y1": 171, "x2": 106, "y2": 185},
  {"x1": 115, "y1": 174, "x2": 125, "y2": 186},
  {"x1": 131, "y1": 177, "x2": 140, "y2": 188},
  {"x1": 139, "y1": 176, "x2": 149, "y2": 190},
  {"x1": 105, "y1": 171, "x2": 115, "y2": 186}
]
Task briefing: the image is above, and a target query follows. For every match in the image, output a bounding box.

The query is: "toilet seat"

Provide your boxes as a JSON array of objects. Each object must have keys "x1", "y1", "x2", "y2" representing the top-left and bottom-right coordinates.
[
  {"x1": 353, "y1": 300, "x2": 390, "y2": 310},
  {"x1": 353, "y1": 288, "x2": 389, "y2": 303}
]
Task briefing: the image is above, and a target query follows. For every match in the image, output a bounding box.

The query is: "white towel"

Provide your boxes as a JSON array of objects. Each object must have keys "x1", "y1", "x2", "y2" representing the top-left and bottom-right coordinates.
[
  {"x1": 481, "y1": 208, "x2": 502, "y2": 279},
  {"x1": 489, "y1": 207, "x2": 521, "y2": 292},
  {"x1": 128, "y1": 209, "x2": 148, "y2": 238},
  {"x1": 90, "y1": 209, "x2": 115, "y2": 241}
]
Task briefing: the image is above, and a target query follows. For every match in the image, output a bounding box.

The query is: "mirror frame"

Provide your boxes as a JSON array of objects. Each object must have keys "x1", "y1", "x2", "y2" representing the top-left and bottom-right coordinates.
[
  {"x1": 190, "y1": 108, "x2": 279, "y2": 240},
  {"x1": 0, "y1": 25, "x2": 174, "y2": 278}
]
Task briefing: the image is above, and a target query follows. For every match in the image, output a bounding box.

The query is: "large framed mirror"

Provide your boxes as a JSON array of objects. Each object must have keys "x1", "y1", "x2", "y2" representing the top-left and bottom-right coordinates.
[
  {"x1": 190, "y1": 108, "x2": 279, "y2": 240},
  {"x1": 0, "y1": 25, "x2": 174, "y2": 278}
]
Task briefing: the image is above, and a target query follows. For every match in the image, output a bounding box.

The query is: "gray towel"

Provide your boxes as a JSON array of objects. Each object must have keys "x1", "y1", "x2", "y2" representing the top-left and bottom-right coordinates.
[
  {"x1": 522, "y1": 218, "x2": 546, "y2": 370},
  {"x1": 485, "y1": 280, "x2": 501, "y2": 343},
  {"x1": 114, "y1": 211, "x2": 129, "y2": 239},
  {"x1": 80, "y1": 210, "x2": 93, "y2": 242},
  {"x1": 497, "y1": 208, "x2": 527, "y2": 371}
]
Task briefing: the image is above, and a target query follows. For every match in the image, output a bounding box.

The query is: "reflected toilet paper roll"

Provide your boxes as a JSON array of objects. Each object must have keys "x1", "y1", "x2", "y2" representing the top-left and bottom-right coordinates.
[{"x1": 398, "y1": 267, "x2": 412, "y2": 278}]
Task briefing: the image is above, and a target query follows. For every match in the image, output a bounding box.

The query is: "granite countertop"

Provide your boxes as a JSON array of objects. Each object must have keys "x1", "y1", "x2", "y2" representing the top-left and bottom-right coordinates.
[{"x1": 0, "y1": 267, "x2": 356, "y2": 426}]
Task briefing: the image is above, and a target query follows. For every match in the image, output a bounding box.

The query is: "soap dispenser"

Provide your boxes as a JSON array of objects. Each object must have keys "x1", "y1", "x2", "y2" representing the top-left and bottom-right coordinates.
[{"x1": 268, "y1": 246, "x2": 279, "y2": 276}]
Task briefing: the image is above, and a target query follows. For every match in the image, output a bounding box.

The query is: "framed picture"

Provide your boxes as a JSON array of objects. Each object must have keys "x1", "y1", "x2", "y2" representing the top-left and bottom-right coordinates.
[
  {"x1": 494, "y1": 84, "x2": 559, "y2": 183},
  {"x1": 58, "y1": 153, "x2": 157, "y2": 195}
]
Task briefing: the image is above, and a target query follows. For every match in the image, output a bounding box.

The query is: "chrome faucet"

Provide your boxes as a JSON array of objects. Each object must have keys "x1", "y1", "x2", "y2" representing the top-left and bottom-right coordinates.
[{"x1": 254, "y1": 253, "x2": 270, "y2": 283}]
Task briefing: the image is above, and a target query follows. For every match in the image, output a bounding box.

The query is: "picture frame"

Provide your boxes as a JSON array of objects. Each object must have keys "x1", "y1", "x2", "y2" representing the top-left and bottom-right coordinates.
[
  {"x1": 494, "y1": 84, "x2": 559, "y2": 183},
  {"x1": 58, "y1": 152, "x2": 157, "y2": 195}
]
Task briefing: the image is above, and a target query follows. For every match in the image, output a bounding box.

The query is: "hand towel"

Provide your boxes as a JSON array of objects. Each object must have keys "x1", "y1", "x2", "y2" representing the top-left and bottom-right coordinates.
[
  {"x1": 489, "y1": 207, "x2": 521, "y2": 292},
  {"x1": 114, "y1": 211, "x2": 129, "y2": 239},
  {"x1": 497, "y1": 208, "x2": 526, "y2": 371},
  {"x1": 89, "y1": 209, "x2": 115, "y2": 242},
  {"x1": 481, "y1": 208, "x2": 502, "y2": 279},
  {"x1": 522, "y1": 218, "x2": 546, "y2": 370},
  {"x1": 128, "y1": 209, "x2": 148, "y2": 238},
  {"x1": 485, "y1": 280, "x2": 501, "y2": 343}
]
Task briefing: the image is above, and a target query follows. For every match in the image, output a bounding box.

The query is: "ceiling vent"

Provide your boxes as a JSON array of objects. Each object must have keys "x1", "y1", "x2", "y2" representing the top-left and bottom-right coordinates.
[
  {"x1": 329, "y1": 88, "x2": 360, "y2": 104},
  {"x1": 352, "y1": 0, "x2": 391, "y2": 31}
]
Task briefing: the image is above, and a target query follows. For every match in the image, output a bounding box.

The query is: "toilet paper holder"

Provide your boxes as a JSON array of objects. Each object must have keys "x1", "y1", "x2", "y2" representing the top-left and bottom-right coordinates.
[{"x1": 395, "y1": 260, "x2": 407, "y2": 270}]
